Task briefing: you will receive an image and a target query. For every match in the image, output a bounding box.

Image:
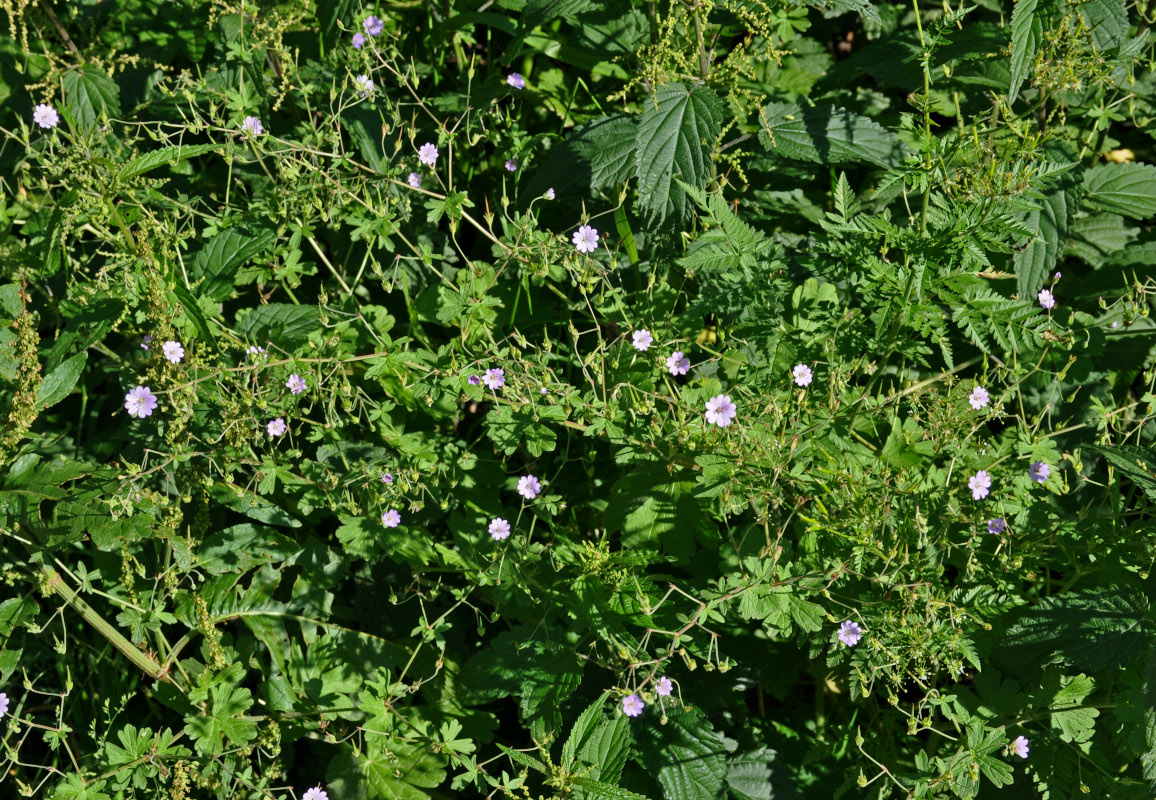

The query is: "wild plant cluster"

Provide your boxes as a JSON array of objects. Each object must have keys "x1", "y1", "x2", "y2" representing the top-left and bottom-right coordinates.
[{"x1": 2, "y1": 0, "x2": 1156, "y2": 797}]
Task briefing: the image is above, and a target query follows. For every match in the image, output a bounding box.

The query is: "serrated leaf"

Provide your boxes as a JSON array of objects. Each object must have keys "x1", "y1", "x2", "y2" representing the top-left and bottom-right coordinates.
[
  {"x1": 235, "y1": 303, "x2": 320, "y2": 348},
  {"x1": 564, "y1": 696, "x2": 608, "y2": 768},
  {"x1": 37, "y1": 352, "x2": 86, "y2": 410},
  {"x1": 1050, "y1": 674, "x2": 1100, "y2": 742},
  {"x1": 198, "y1": 524, "x2": 300, "y2": 575},
  {"x1": 1015, "y1": 175, "x2": 1079, "y2": 296},
  {"x1": 1077, "y1": 0, "x2": 1128, "y2": 50},
  {"x1": 726, "y1": 747, "x2": 776, "y2": 800},
  {"x1": 193, "y1": 225, "x2": 278, "y2": 301},
  {"x1": 635, "y1": 83, "x2": 723, "y2": 226},
  {"x1": 117, "y1": 143, "x2": 222, "y2": 181},
  {"x1": 1009, "y1": 0, "x2": 1047, "y2": 103},
  {"x1": 578, "y1": 716, "x2": 631, "y2": 784},
  {"x1": 638, "y1": 707, "x2": 729, "y2": 800},
  {"x1": 572, "y1": 114, "x2": 637, "y2": 191},
  {"x1": 62, "y1": 68, "x2": 121, "y2": 129},
  {"x1": 574, "y1": 777, "x2": 653, "y2": 800},
  {"x1": 183, "y1": 684, "x2": 257, "y2": 755},
  {"x1": 1083, "y1": 163, "x2": 1156, "y2": 218},
  {"x1": 1086, "y1": 444, "x2": 1156, "y2": 502},
  {"x1": 758, "y1": 102, "x2": 903, "y2": 167}
]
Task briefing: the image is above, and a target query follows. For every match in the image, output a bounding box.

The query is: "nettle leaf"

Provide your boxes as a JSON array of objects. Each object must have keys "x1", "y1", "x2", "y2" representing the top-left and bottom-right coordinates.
[
  {"x1": 1082, "y1": 163, "x2": 1156, "y2": 218},
  {"x1": 192, "y1": 224, "x2": 278, "y2": 301},
  {"x1": 1015, "y1": 173, "x2": 1080, "y2": 296},
  {"x1": 725, "y1": 747, "x2": 777, "y2": 800},
  {"x1": 117, "y1": 143, "x2": 222, "y2": 182},
  {"x1": 758, "y1": 102, "x2": 904, "y2": 167},
  {"x1": 62, "y1": 67, "x2": 121, "y2": 129},
  {"x1": 605, "y1": 464, "x2": 718, "y2": 563},
  {"x1": 235, "y1": 303, "x2": 320, "y2": 348},
  {"x1": 572, "y1": 114, "x2": 637, "y2": 191},
  {"x1": 577, "y1": 715, "x2": 632, "y2": 784},
  {"x1": 634, "y1": 82, "x2": 723, "y2": 227},
  {"x1": 997, "y1": 584, "x2": 1151, "y2": 672},
  {"x1": 1009, "y1": 0, "x2": 1051, "y2": 102},
  {"x1": 1086, "y1": 443, "x2": 1156, "y2": 502},
  {"x1": 37, "y1": 351, "x2": 87, "y2": 410},
  {"x1": 1076, "y1": 0, "x2": 1129, "y2": 51},
  {"x1": 637, "y1": 706, "x2": 730, "y2": 800}
]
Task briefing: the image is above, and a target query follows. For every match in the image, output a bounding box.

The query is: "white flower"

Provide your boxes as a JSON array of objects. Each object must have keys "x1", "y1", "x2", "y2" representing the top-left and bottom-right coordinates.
[
  {"x1": 303, "y1": 787, "x2": 329, "y2": 800},
  {"x1": 162, "y1": 340, "x2": 184, "y2": 364},
  {"x1": 632, "y1": 329, "x2": 653, "y2": 351},
  {"x1": 545, "y1": 188, "x2": 555, "y2": 200},
  {"x1": 33, "y1": 104, "x2": 59, "y2": 129},
  {"x1": 354, "y1": 74, "x2": 375, "y2": 97}
]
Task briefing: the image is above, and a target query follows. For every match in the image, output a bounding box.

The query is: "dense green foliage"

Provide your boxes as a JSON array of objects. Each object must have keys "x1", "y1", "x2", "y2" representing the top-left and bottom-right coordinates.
[{"x1": 2, "y1": 0, "x2": 1156, "y2": 798}]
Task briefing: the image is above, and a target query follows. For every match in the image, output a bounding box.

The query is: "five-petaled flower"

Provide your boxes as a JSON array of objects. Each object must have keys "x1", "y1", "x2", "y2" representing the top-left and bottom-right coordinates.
[
  {"x1": 666, "y1": 351, "x2": 690, "y2": 376},
  {"x1": 1038, "y1": 289, "x2": 1056, "y2": 309},
  {"x1": 0, "y1": 692, "x2": 8, "y2": 719},
  {"x1": 242, "y1": 116, "x2": 264, "y2": 136},
  {"x1": 705, "y1": 394, "x2": 736, "y2": 428},
  {"x1": 793, "y1": 364, "x2": 812, "y2": 387},
  {"x1": 352, "y1": 32, "x2": 365, "y2": 49},
  {"x1": 286, "y1": 374, "x2": 306, "y2": 395},
  {"x1": 988, "y1": 518, "x2": 1007, "y2": 534},
  {"x1": 969, "y1": 470, "x2": 992, "y2": 500},
  {"x1": 518, "y1": 475, "x2": 541, "y2": 500},
  {"x1": 632, "y1": 329, "x2": 653, "y2": 351},
  {"x1": 489, "y1": 518, "x2": 511, "y2": 540},
  {"x1": 838, "y1": 620, "x2": 862, "y2": 646},
  {"x1": 381, "y1": 473, "x2": 393, "y2": 484},
  {"x1": 382, "y1": 509, "x2": 401, "y2": 528},
  {"x1": 656, "y1": 677, "x2": 673, "y2": 697},
  {"x1": 573, "y1": 225, "x2": 599, "y2": 254},
  {"x1": 124, "y1": 386, "x2": 158, "y2": 419},
  {"x1": 162, "y1": 340, "x2": 184, "y2": 364},
  {"x1": 507, "y1": 73, "x2": 525, "y2": 90},
  {"x1": 33, "y1": 104, "x2": 59, "y2": 129},
  {"x1": 267, "y1": 418, "x2": 287, "y2": 437},
  {"x1": 418, "y1": 143, "x2": 439, "y2": 166},
  {"x1": 407, "y1": 172, "x2": 421, "y2": 189},
  {"x1": 545, "y1": 188, "x2": 555, "y2": 200},
  {"x1": 303, "y1": 785, "x2": 329, "y2": 800},
  {"x1": 622, "y1": 694, "x2": 644, "y2": 717},
  {"x1": 969, "y1": 386, "x2": 989, "y2": 410},
  {"x1": 363, "y1": 15, "x2": 384, "y2": 36},
  {"x1": 505, "y1": 159, "x2": 517, "y2": 171},
  {"x1": 1029, "y1": 461, "x2": 1050, "y2": 483},
  {"x1": 354, "y1": 74, "x2": 375, "y2": 97},
  {"x1": 468, "y1": 374, "x2": 481, "y2": 386},
  {"x1": 1011, "y1": 736, "x2": 1029, "y2": 759},
  {"x1": 483, "y1": 368, "x2": 505, "y2": 390}
]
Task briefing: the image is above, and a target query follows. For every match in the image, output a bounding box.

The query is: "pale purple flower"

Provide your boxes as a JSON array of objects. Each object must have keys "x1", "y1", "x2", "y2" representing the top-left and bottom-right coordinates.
[
  {"x1": 838, "y1": 620, "x2": 862, "y2": 647},
  {"x1": 540, "y1": 387, "x2": 548, "y2": 394},
  {"x1": 505, "y1": 159, "x2": 517, "y2": 171},
  {"x1": 1038, "y1": 289, "x2": 1056, "y2": 309},
  {"x1": 545, "y1": 187, "x2": 555, "y2": 200},
  {"x1": 267, "y1": 418, "x2": 287, "y2": 437},
  {"x1": 418, "y1": 142, "x2": 439, "y2": 167},
  {"x1": 968, "y1": 470, "x2": 992, "y2": 500},
  {"x1": 124, "y1": 386, "x2": 158, "y2": 419},
  {"x1": 363, "y1": 15, "x2": 384, "y2": 36},
  {"x1": 468, "y1": 374, "x2": 481, "y2": 386},
  {"x1": 246, "y1": 345, "x2": 267, "y2": 360},
  {"x1": 381, "y1": 472, "x2": 393, "y2": 484},
  {"x1": 793, "y1": 364, "x2": 812, "y2": 387},
  {"x1": 140, "y1": 334, "x2": 154, "y2": 351},
  {"x1": 162, "y1": 340, "x2": 184, "y2": 364},
  {"x1": 242, "y1": 116, "x2": 264, "y2": 136},
  {"x1": 507, "y1": 73, "x2": 525, "y2": 90},
  {"x1": 987, "y1": 518, "x2": 1007, "y2": 534},
  {"x1": 573, "y1": 225, "x2": 599, "y2": 254},
  {"x1": 1112, "y1": 321, "x2": 1119, "y2": 328},
  {"x1": 33, "y1": 104, "x2": 59, "y2": 129},
  {"x1": 489, "y1": 517, "x2": 511, "y2": 540},
  {"x1": 969, "y1": 386, "x2": 989, "y2": 410},
  {"x1": 352, "y1": 32, "x2": 366, "y2": 49},
  {"x1": 354, "y1": 74, "x2": 375, "y2": 97},
  {"x1": 632, "y1": 329, "x2": 653, "y2": 351},
  {"x1": 517, "y1": 475, "x2": 541, "y2": 500},
  {"x1": 1012, "y1": 736, "x2": 1029, "y2": 759},
  {"x1": 482, "y1": 368, "x2": 505, "y2": 390},
  {"x1": 382, "y1": 509, "x2": 401, "y2": 528},
  {"x1": 0, "y1": 692, "x2": 8, "y2": 719},
  {"x1": 656, "y1": 677, "x2": 673, "y2": 697},
  {"x1": 1053, "y1": 271, "x2": 1062, "y2": 280},
  {"x1": 666, "y1": 351, "x2": 690, "y2": 376},
  {"x1": 303, "y1": 787, "x2": 329, "y2": 800},
  {"x1": 1029, "y1": 461, "x2": 1050, "y2": 483},
  {"x1": 286, "y1": 374, "x2": 306, "y2": 395},
  {"x1": 704, "y1": 394, "x2": 737, "y2": 428},
  {"x1": 622, "y1": 694, "x2": 644, "y2": 717},
  {"x1": 407, "y1": 172, "x2": 421, "y2": 188}
]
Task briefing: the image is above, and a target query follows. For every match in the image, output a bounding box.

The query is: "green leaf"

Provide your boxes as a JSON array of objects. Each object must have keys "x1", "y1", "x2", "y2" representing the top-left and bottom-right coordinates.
[
  {"x1": 1082, "y1": 163, "x2": 1156, "y2": 218},
  {"x1": 37, "y1": 352, "x2": 86, "y2": 410},
  {"x1": 1086, "y1": 444, "x2": 1156, "y2": 502},
  {"x1": 605, "y1": 464, "x2": 717, "y2": 563},
  {"x1": 758, "y1": 102, "x2": 904, "y2": 167},
  {"x1": 171, "y1": 285, "x2": 219, "y2": 352},
  {"x1": 572, "y1": 114, "x2": 637, "y2": 191},
  {"x1": 1077, "y1": 0, "x2": 1128, "y2": 50},
  {"x1": 638, "y1": 707, "x2": 730, "y2": 800},
  {"x1": 192, "y1": 224, "x2": 279, "y2": 301},
  {"x1": 997, "y1": 584, "x2": 1151, "y2": 672},
  {"x1": 53, "y1": 774, "x2": 111, "y2": 800},
  {"x1": 634, "y1": 83, "x2": 723, "y2": 226},
  {"x1": 235, "y1": 303, "x2": 320, "y2": 349},
  {"x1": 198, "y1": 524, "x2": 300, "y2": 575},
  {"x1": 726, "y1": 747, "x2": 776, "y2": 800},
  {"x1": 1015, "y1": 174, "x2": 1079, "y2": 296},
  {"x1": 1050, "y1": 673, "x2": 1100, "y2": 743},
  {"x1": 577, "y1": 716, "x2": 632, "y2": 784},
  {"x1": 361, "y1": 740, "x2": 446, "y2": 800},
  {"x1": 1009, "y1": 0, "x2": 1047, "y2": 103},
  {"x1": 183, "y1": 684, "x2": 258, "y2": 755},
  {"x1": 564, "y1": 696, "x2": 608, "y2": 768},
  {"x1": 0, "y1": 596, "x2": 39, "y2": 637},
  {"x1": 117, "y1": 143, "x2": 222, "y2": 182},
  {"x1": 573, "y1": 777, "x2": 653, "y2": 800},
  {"x1": 62, "y1": 68, "x2": 121, "y2": 130}
]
